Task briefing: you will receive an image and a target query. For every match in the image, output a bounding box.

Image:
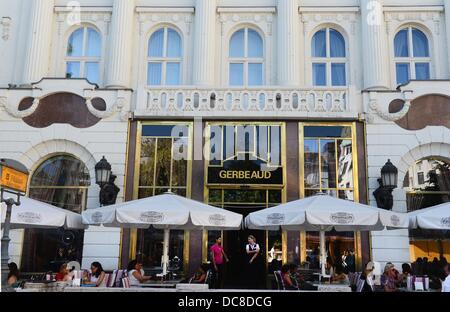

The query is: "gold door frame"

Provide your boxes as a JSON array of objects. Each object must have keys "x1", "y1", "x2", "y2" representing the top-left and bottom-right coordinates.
[
  {"x1": 203, "y1": 121, "x2": 288, "y2": 267},
  {"x1": 298, "y1": 122, "x2": 362, "y2": 269},
  {"x1": 130, "y1": 121, "x2": 194, "y2": 271}
]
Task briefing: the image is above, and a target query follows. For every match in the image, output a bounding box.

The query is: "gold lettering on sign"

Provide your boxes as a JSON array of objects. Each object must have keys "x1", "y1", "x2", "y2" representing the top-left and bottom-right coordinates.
[{"x1": 218, "y1": 170, "x2": 272, "y2": 180}]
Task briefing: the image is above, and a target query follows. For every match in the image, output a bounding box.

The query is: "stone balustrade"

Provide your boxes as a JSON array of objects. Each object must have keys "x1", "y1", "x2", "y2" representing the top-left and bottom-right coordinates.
[{"x1": 135, "y1": 86, "x2": 357, "y2": 118}]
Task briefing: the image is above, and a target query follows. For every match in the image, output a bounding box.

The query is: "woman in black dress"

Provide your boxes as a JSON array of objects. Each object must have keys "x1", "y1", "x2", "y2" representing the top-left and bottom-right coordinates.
[{"x1": 246, "y1": 235, "x2": 261, "y2": 289}]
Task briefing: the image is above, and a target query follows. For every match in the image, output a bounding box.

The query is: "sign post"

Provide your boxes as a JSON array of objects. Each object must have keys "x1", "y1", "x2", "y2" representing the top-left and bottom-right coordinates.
[{"x1": 0, "y1": 159, "x2": 29, "y2": 292}]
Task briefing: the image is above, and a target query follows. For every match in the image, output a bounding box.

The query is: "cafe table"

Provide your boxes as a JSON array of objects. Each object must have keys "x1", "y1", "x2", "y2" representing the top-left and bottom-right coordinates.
[{"x1": 137, "y1": 279, "x2": 184, "y2": 288}]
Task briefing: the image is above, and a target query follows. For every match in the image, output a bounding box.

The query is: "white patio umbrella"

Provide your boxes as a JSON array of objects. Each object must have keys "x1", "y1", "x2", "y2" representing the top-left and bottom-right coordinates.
[
  {"x1": 1, "y1": 196, "x2": 86, "y2": 230},
  {"x1": 82, "y1": 192, "x2": 243, "y2": 275},
  {"x1": 245, "y1": 193, "x2": 408, "y2": 276},
  {"x1": 408, "y1": 201, "x2": 450, "y2": 230}
]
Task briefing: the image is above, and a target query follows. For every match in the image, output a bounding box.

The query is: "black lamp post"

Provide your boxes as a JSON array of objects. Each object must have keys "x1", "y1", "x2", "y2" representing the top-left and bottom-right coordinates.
[
  {"x1": 373, "y1": 159, "x2": 399, "y2": 210},
  {"x1": 95, "y1": 156, "x2": 120, "y2": 206}
]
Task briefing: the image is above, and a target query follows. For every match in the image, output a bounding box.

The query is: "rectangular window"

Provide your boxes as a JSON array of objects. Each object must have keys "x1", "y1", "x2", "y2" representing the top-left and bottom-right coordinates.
[
  {"x1": 415, "y1": 63, "x2": 430, "y2": 80},
  {"x1": 301, "y1": 123, "x2": 358, "y2": 270},
  {"x1": 396, "y1": 63, "x2": 410, "y2": 85},
  {"x1": 417, "y1": 172, "x2": 425, "y2": 185},
  {"x1": 85, "y1": 62, "x2": 99, "y2": 84},
  {"x1": 135, "y1": 122, "x2": 192, "y2": 273},
  {"x1": 66, "y1": 62, "x2": 81, "y2": 78},
  {"x1": 302, "y1": 124, "x2": 355, "y2": 198},
  {"x1": 313, "y1": 63, "x2": 326, "y2": 86},
  {"x1": 148, "y1": 62, "x2": 162, "y2": 85},
  {"x1": 248, "y1": 63, "x2": 263, "y2": 86},
  {"x1": 229, "y1": 63, "x2": 244, "y2": 86},
  {"x1": 166, "y1": 62, "x2": 180, "y2": 85},
  {"x1": 331, "y1": 63, "x2": 346, "y2": 86}
]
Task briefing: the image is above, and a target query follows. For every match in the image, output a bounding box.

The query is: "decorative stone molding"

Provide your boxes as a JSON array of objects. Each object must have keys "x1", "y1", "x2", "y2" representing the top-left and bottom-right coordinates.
[
  {"x1": 365, "y1": 80, "x2": 450, "y2": 122},
  {"x1": 385, "y1": 10, "x2": 442, "y2": 35},
  {"x1": 1, "y1": 17, "x2": 11, "y2": 41},
  {"x1": 301, "y1": 11, "x2": 358, "y2": 37},
  {"x1": 368, "y1": 91, "x2": 412, "y2": 122},
  {"x1": 137, "y1": 11, "x2": 194, "y2": 36},
  {"x1": 219, "y1": 12, "x2": 275, "y2": 37},
  {"x1": 0, "y1": 78, "x2": 131, "y2": 120}
]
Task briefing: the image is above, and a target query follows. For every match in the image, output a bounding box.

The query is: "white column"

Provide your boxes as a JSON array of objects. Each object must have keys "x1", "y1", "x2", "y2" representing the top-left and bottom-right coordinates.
[
  {"x1": 444, "y1": 1, "x2": 450, "y2": 78},
  {"x1": 192, "y1": 0, "x2": 216, "y2": 86},
  {"x1": 106, "y1": 0, "x2": 135, "y2": 88},
  {"x1": 277, "y1": 0, "x2": 300, "y2": 86},
  {"x1": 361, "y1": 0, "x2": 389, "y2": 90},
  {"x1": 23, "y1": 0, "x2": 54, "y2": 85}
]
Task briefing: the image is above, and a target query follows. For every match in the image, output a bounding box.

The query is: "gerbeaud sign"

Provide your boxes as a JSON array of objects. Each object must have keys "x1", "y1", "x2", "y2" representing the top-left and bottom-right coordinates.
[{"x1": 0, "y1": 159, "x2": 29, "y2": 194}]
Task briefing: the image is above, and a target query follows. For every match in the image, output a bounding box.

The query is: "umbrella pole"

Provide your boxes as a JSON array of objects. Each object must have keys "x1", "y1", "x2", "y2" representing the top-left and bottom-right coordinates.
[
  {"x1": 162, "y1": 228, "x2": 170, "y2": 276},
  {"x1": 320, "y1": 230, "x2": 326, "y2": 278}
]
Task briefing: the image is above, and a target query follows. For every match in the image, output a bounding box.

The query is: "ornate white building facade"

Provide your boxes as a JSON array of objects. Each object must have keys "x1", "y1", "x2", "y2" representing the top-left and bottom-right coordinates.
[{"x1": 1, "y1": 0, "x2": 449, "y2": 280}]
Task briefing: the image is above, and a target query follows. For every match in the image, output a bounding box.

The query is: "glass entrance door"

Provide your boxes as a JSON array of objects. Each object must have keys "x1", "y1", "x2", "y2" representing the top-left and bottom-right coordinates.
[{"x1": 206, "y1": 188, "x2": 282, "y2": 289}]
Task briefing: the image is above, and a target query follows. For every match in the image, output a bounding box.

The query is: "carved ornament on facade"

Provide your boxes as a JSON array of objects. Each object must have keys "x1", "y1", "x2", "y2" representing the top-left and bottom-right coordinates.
[
  {"x1": 368, "y1": 90, "x2": 413, "y2": 122},
  {"x1": 1, "y1": 17, "x2": 12, "y2": 41},
  {"x1": 137, "y1": 12, "x2": 194, "y2": 36},
  {"x1": 219, "y1": 12, "x2": 274, "y2": 36},
  {"x1": 301, "y1": 12, "x2": 357, "y2": 36},
  {"x1": 385, "y1": 11, "x2": 442, "y2": 35}
]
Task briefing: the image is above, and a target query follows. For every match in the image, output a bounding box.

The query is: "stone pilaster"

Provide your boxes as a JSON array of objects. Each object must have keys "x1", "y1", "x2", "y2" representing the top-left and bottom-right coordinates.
[
  {"x1": 444, "y1": 1, "x2": 450, "y2": 78},
  {"x1": 361, "y1": 0, "x2": 390, "y2": 90},
  {"x1": 106, "y1": 0, "x2": 135, "y2": 88},
  {"x1": 192, "y1": 0, "x2": 216, "y2": 86},
  {"x1": 23, "y1": 0, "x2": 54, "y2": 85},
  {"x1": 277, "y1": 0, "x2": 300, "y2": 86}
]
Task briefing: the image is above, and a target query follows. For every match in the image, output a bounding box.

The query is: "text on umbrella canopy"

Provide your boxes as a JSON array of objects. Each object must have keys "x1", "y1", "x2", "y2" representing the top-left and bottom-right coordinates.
[
  {"x1": 139, "y1": 211, "x2": 165, "y2": 223},
  {"x1": 330, "y1": 212, "x2": 355, "y2": 224}
]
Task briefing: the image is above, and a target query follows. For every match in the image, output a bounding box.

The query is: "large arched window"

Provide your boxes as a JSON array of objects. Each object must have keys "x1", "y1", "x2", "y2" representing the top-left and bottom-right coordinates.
[
  {"x1": 229, "y1": 28, "x2": 264, "y2": 86},
  {"x1": 147, "y1": 27, "x2": 182, "y2": 86},
  {"x1": 311, "y1": 28, "x2": 347, "y2": 86},
  {"x1": 394, "y1": 27, "x2": 431, "y2": 85},
  {"x1": 66, "y1": 26, "x2": 102, "y2": 84},
  {"x1": 404, "y1": 157, "x2": 450, "y2": 262},
  {"x1": 21, "y1": 155, "x2": 90, "y2": 272}
]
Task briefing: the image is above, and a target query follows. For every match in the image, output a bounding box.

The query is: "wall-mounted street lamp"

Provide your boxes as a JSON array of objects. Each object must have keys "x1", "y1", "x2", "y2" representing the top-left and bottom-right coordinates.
[
  {"x1": 373, "y1": 159, "x2": 398, "y2": 210},
  {"x1": 0, "y1": 159, "x2": 29, "y2": 292},
  {"x1": 95, "y1": 156, "x2": 120, "y2": 207}
]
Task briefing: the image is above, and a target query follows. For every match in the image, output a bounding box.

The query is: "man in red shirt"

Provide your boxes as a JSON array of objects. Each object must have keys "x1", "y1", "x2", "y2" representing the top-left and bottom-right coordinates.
[{"x1": 210, "y1": 236, "x2": 229, "y2": 289}]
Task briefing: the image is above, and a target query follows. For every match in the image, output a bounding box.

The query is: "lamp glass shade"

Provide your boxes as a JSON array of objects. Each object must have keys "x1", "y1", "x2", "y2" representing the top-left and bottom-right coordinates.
[
  {"x1": 95, "y1": 156, "x2": 112, "y2": 185},
  {"x1": 381, "y1": 159, "x2": 398, "y2": 188}
]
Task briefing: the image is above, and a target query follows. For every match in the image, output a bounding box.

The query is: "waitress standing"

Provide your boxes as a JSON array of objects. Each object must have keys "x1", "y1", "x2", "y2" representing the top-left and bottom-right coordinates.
[{"x1": 246, "y1": 235, "x2": 261, "y2": 289}]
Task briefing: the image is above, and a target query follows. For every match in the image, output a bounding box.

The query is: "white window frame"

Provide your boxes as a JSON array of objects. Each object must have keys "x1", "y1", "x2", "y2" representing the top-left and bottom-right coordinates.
[
  {"x1": 228, "y1": 28, "x2": 265, "y2": 87},
  {"x1": 65, "y1": 26, "x2": 102, "y2": 84},
  {"x1": 311, "y1": 28, "x2": 347, "y2": 87},
  {"x1": 147, "y1": 27, "x2": 183, "y2": 86},
  {"x1": 393, "y1": 26, "x2": 432, "y2": 84}
]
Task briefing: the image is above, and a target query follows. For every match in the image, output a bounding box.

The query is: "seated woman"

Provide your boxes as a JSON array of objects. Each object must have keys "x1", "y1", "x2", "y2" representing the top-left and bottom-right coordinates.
[
  {"x1": 55, "y1": 263, "x2": 73, "y2": 282},
  {"x1": 281, "y1": 264, "x2": 298, "y2": 290},
  {"x1": 7, "y1": 262, "x2": 20, "y2": 287},
  {"x1": 127, "y1": 260, "x2": 152, "y2": 286},
  {"x1": 83, "y1": 262, "x2": 106, "y2": 287},
  {"x1": 332, "y1": 263, "x2": 350, "y2": 285},
  {"x1": 358, "y1": 262, "x2": 375, "y2": 292},
  {"x1": 190, "y1": 264, "x2": 210, "y2": 284},
  {"x1": 380, "y1": 262, "x2": 398, "y2": 292}
]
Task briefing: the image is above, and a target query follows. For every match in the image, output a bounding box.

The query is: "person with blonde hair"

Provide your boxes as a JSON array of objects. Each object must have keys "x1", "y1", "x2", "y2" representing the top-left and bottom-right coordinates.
[{"x1": 380, "y1": 262, "x2": 398, "y2": 292}]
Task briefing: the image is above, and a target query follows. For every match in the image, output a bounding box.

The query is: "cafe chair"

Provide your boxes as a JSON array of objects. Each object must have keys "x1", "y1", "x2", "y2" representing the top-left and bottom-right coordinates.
[
  {"x1": 274, "y1": 271, "x2": 285, "y2": 290},
  {"x1": 122, "y1": 277, "x2": 131, "y2": 288}
]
